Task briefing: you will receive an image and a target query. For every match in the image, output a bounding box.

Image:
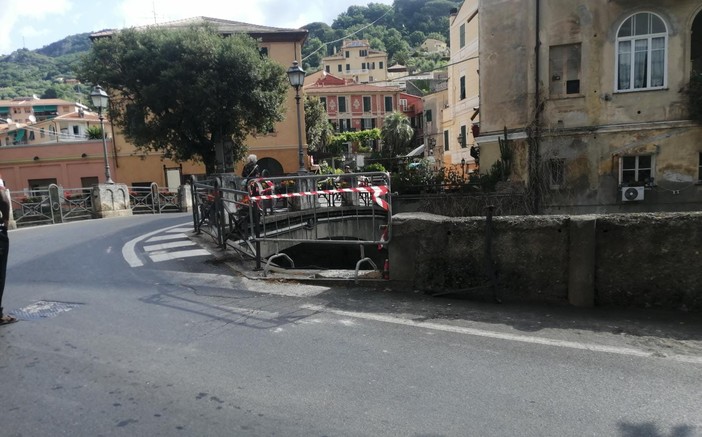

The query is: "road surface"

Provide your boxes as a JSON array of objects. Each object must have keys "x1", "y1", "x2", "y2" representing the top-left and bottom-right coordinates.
[{"x1": 1, "y1": 213, "x2": 701, "y2": 436}]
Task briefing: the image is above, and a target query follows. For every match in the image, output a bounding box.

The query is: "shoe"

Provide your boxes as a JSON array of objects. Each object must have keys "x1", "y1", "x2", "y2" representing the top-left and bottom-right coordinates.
[{"x1": 0, "y1": 314, "x2": 18, "y2": 325}]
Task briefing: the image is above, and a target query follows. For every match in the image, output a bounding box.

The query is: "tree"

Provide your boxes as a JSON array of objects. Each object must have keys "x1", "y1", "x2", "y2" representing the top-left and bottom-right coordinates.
[
  {"x1": 409, "y1": 30, "x2": 426, "y2": 48},
  {"x1": 41, "y1": 87, "x2": 58, "y2": 99},
  {"x1": 380, "y1": 111, "x2": 414, "y2": 158},
  {"x1": 332, "y1": 6, "x2": 369, "y2": 30},
  {"x1": 301, "y1": 37, "x2": 325, "y2": 71},
  {"x1": 304, "y1": 96, "x2": 334, "y2": 153},
  {"x1": 78, "y1": 26, "x2": 289, "y2": 174},
  {"x1": 383, "y1": 28, "x2": 411, "y2": 63},
  {"x1": 303, "y1": 22, "x2": 335, "y2": 43}
]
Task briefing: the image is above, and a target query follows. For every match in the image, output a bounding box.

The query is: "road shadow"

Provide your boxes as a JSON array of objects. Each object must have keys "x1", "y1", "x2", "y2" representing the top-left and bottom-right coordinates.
[
  {"x1": 618, "y1": 422, "x2": 697, "y2": 437},
  {"x1": 304, "y1": 280, "x2": 702, "y2": 345},
  {"x1": 186, "y1": 232, "x2": 702, "y2": 350},
  {"x1": 139, "y1": 284, "x2": 321, "y2": 332}
]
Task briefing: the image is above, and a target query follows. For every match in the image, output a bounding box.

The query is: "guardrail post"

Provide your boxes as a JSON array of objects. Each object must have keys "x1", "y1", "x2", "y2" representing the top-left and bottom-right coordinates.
[
  {"x1": 190, "y1": 176, "x2": 200, "y2": 233},
  {"x1": 49, "y1": 184, "x2": 63, "y2": 224},
  {"x1": 179, "y1": 183, "x2": 192, "y2": 212},
  {"x1": 215, "y1": 177, "x2": 225, "y2": 248},
  {"x1": 150, "y1": 182, "x2": 159, "y2": 214}
]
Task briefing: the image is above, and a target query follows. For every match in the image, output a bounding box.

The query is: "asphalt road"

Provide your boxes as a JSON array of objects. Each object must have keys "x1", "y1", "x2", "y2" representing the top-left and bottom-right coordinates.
[{"x1": 1, "y1": 213, "x2": 701, "y2": 437}]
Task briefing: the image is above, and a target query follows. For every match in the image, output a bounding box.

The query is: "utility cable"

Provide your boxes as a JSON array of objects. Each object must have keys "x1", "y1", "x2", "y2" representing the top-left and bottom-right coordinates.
[{"x1": 302, "y1": 8, "x2": 394, "y2": 62}]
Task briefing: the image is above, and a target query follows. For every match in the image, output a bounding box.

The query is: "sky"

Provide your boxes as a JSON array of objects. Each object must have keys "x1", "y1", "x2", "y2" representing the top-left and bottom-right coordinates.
[{"x1": 0, "y1": 0, "x2": 394, "y2": 56}]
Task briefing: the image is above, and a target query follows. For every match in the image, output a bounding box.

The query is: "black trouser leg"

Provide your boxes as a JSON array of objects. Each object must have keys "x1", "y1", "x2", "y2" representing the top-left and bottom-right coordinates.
[{"x1": 0, "y1": 230, "x2": 8, "y2": 316}]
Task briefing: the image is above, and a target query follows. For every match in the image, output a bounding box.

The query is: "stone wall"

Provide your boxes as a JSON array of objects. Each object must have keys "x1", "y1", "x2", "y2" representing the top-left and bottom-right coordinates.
[
  {"x1": 389, "y1": 212, "x2": 702, "y2": 311},
  {"x1": 594, "y1": 213, "x2": 702, "y2": 311}
]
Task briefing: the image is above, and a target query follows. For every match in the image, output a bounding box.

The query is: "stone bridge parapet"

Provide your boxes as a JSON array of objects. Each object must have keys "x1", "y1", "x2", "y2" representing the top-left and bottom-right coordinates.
[{"x1": 389, "y1": 212, "x2": 702, "y2": 311}]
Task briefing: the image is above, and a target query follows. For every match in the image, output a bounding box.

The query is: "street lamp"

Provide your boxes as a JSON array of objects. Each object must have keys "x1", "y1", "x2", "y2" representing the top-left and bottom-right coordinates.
[
  {"x1": 90, "y1": 85, "x2": 114, "y2": 184},
  {"x1": 287, "y1": 60, "x2": 306, "y2": 174}
]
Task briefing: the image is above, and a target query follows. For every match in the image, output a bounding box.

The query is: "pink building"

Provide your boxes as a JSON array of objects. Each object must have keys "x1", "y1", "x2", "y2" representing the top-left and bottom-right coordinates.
[
  {"x1": 305, "y1": 73, "x2": 424, "y2": 151},
  {"x1": 0, "y1": 139, "x2": 117, "y2": 193}
]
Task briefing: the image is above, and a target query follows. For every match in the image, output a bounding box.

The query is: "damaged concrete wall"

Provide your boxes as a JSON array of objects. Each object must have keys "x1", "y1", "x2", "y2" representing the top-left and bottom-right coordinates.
[{"x1": 390, "y1": 212, "x2": 702, "y2": 311}]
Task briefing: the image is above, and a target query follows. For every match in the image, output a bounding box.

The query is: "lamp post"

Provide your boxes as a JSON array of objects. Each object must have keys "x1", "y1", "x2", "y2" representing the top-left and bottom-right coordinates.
[
  {"x1": 461, "y1": 157, "x2": 466, "y2": 180},
  {"x1": 90, "y1": 85, "x2": 114, "y2": 184},
  {"x1": 287, "y1": 60, "x2": 306, "y2": 174}
]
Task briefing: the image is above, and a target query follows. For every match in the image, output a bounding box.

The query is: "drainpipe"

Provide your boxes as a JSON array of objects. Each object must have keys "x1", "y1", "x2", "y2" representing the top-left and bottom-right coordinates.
[
  {"x1": 534, "y1": 0, "x2": 541, "y2": 116},
  {"x1": 531, "y1": 0, "x2": 541, "y2": 213}
]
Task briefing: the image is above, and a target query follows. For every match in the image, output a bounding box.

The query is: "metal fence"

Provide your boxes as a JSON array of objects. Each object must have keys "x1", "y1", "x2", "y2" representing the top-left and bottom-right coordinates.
[
  {"x1": 191, "y1": 172, "x2": 392, "y2": 276},
  {"x1": 129, "y1": 183, "x2": 181, "y2": 215},
  {"x1": 8, "y1": 183, "x2": 184, "y2": 228}
]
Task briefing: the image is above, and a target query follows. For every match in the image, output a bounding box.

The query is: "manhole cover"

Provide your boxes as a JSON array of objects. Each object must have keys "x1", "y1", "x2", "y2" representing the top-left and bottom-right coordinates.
[{"x1": 10, "y1": 301, "x2": 83, "y2": 320}]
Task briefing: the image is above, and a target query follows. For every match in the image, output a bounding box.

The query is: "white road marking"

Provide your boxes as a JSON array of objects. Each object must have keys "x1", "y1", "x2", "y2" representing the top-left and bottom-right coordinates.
[
  {"x1": 166, "y1": 227, "x2": 192, "y2": 233},
  {"x1": 122, "y1": 222, "x2": 193, "y2": 267},
  {"x1": 146, "y1": 233, "x2": 189, "y2": 243},
  {"x1": 301, "y1": 304, "x2": 702, "y2": 364},
  {"x1": 149, "y1": 249, "x2": 211, "y2": 263},
  {"x1": 143, "y1": 240, "x2": 197, "y2": 251}
]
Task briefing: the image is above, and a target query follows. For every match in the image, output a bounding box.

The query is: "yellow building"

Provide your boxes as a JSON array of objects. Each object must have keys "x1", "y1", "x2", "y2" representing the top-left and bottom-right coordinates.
[
  {"x1": 421, "y1": 88, "x2": 448, "y2": 171},
  {"x1": 475, "y1": 1, "x2": 702, "y2": 213},
  {"x1": 442, "y1": 1, "x2": 480, "y2": 169},
  {"x1": 321, "y1": 40, "x2": 388, "y2": 84}
]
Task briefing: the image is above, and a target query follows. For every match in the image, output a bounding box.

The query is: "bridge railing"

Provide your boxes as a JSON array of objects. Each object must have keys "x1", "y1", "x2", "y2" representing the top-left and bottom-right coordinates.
[
  {"x1": 128, "y1": 183, "x2": 182, "y2": 215},
  {"x1": 7, "y1": 182, "x2": 186, "y2": 228},
  {"x1": 9, "y1": 184, "x2": 94, "y2": 227},
  {"x1": 191, "y1": 172, "x2": 392, "y2": 272}
]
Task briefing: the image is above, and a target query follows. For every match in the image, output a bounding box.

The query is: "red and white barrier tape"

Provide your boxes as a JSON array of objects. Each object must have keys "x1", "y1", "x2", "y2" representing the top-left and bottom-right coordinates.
[{"x1": 249, "y1": 185, "x2": 390, "y2": 210}]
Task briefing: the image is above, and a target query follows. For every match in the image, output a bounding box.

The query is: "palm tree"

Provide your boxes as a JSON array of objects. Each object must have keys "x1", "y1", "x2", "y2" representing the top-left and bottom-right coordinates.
[{"x1": 380, "y1": 111, "x2": 414, "y2": 158}]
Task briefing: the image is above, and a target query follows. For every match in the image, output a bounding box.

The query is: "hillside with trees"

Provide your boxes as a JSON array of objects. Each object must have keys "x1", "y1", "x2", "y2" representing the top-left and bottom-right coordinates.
[
  {"x1": 0, "y1": 33, "x2": 93, "y2": 101},
  {"x1": 0, "y1": 0, "x2": 461, "y2": 102},
  {"x1": 302, "y1": 0, "x2": 460, "y2": 72}
]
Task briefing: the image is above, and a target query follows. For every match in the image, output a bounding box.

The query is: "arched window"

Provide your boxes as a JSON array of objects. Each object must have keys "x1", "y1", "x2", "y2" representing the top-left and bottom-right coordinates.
[
  {"x1": 616, "y1": 12, "x2": 668, "y2": 91},
  {"x1": 692, "y1": 12, "x2": 702, "y2": 74}
]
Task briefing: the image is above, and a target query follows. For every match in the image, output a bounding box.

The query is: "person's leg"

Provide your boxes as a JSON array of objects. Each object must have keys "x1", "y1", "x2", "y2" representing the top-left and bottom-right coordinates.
[{"x1": 0, "y1": 230, "x2": 9, "y2": 319}]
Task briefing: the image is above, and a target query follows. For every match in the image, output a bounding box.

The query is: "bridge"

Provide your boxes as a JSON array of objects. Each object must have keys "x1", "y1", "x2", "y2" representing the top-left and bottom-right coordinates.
[{"x1": 191, "y1": 172, "x2": 392, "y2": 274}]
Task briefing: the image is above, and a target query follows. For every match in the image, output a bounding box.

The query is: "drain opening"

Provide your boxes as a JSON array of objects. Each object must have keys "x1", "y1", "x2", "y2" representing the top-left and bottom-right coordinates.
[{"x1": 10, "y1": 301, "x2": 83, "y2": 320}]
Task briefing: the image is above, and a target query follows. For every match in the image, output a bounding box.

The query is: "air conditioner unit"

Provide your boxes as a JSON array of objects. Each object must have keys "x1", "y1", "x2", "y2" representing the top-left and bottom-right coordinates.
[{"x1": 621, "y1": 186, "x2": 645, "y2": 202}]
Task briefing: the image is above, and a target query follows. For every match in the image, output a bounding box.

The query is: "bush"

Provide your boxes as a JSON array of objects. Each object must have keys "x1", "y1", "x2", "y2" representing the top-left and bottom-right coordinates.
[{"x1": 364, "y1": 162, "x2": 386, "y2": 172}]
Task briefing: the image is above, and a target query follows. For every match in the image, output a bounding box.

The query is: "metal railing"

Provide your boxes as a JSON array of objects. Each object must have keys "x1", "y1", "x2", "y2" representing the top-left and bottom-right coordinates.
[
  {"x1": 9, "y1": 185, "x2": 94, "y2": 228},
  {"x1": 191, "y1": 172, "x2": 392, "y2": 276},
  {"x1": 129, "y1": 183, "x2": 181, "y2": 215},
  {"x1": 8, "y1": 182, "x2": 185, "y2": 228}
]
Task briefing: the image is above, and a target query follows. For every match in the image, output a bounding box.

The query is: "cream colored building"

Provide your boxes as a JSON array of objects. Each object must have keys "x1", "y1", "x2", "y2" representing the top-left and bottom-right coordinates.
[
  {"x1": 421, "y1": 88, "x2": 448, "y2": 170},
  {"x1": 442, "y1": 0, "x2": 479, "y2": 168},
  {"x1": 321, "y1": 39, "x2": 388, "y2": 84},
  {"x1": 475, "y1": 1, "x2": 702, "y2": 213},
  {"x1": 0, "y1": 97, "x2": 87, "y2": 125},
  {"x1": 420, "y1": 38, "x2": 449, "y2": 56}
]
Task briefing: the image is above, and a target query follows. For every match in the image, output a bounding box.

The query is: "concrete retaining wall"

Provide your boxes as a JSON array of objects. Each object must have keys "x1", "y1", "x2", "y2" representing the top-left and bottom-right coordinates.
[{"x1": 389, "y1": 212, "x2": 702, "y2": 311}]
